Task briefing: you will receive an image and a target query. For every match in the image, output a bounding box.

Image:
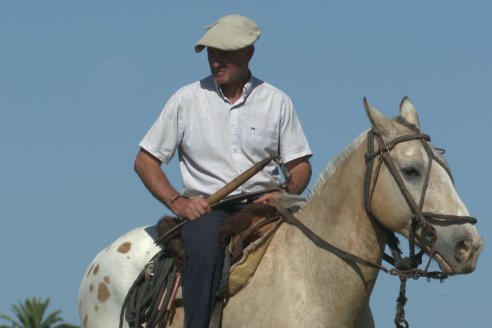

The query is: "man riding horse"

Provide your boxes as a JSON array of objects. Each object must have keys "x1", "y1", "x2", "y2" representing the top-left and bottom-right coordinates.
[{"x1": 134, "y1": 14, "x2": 312, "y2": 327}]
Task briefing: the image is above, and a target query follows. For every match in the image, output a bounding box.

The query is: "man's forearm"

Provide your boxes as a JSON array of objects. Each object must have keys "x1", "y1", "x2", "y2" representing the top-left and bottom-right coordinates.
[
  {"x1": 134, "y1": 148, "x2": 211, "y2": 219},
  {"x1": 134, "y1": 149, "x2": 180, "y2": 210}
]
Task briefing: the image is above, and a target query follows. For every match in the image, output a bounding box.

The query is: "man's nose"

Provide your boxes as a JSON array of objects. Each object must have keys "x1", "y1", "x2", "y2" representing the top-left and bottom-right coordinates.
[{"x1": 210, "y1": 56, "x2": 224, "y2": 68}]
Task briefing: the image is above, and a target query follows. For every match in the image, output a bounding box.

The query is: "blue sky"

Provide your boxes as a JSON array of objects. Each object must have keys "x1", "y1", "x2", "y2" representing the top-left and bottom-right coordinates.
[{"x1": 1, "y1": 1, "x2": 490, "y2": 327}]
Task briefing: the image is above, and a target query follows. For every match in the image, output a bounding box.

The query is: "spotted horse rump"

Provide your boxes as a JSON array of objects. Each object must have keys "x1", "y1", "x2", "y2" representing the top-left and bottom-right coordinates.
[{"x1": 79, "y1": 227, "x2": 163, "y2": 328}]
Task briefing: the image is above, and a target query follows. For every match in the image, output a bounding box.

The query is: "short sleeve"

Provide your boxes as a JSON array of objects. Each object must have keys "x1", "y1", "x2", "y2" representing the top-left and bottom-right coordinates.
[
  {"x1": 139, "y1": 94, "x2": 182, "y2": 164},
  {"x1": 279, "y1": 96, "x2": 312, "y2": 163}
]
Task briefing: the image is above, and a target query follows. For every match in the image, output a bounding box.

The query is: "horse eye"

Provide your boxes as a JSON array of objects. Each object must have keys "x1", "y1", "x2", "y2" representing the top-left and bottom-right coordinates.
[{"x1": 401, "y1": 166, "x2": 420, "y2": 178}]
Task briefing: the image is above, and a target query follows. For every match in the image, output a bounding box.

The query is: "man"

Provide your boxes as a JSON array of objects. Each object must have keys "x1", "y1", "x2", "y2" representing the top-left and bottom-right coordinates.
[{"x1": 134, "y1": 14, "x2": 312, "y2": 328}]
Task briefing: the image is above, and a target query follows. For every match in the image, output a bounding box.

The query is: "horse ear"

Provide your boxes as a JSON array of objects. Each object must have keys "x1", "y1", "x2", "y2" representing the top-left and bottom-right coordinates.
[
  {"x1": 400, "y1": 96, "x2": 420, "y2": 130},
  {"x1": 364, "y1": 97, "x2": 391, "y2": 135}
]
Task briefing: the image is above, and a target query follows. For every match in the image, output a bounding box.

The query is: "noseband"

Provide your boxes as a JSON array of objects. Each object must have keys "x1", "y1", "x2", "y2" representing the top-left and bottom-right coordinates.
[{"x1": 363, "y1": 126, "x2": 477, "y2": 327}]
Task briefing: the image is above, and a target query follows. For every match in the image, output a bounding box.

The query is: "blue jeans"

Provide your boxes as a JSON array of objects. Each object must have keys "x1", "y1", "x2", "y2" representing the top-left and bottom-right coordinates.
[{"x1": 180, "y1": 209, "x2": 234, "y2": 328}]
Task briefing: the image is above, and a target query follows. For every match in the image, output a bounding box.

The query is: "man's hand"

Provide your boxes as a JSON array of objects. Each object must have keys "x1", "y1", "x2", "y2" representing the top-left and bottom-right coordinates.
[
  {"x1": 134, "y1": 148, "x2": 211, "y2": 220},
  {"x1": 253, "y1": 191, "x2": 281, "y2": 204},
  {"x1": 172, "y1": 196, "x2": 211, "y2": 220}
]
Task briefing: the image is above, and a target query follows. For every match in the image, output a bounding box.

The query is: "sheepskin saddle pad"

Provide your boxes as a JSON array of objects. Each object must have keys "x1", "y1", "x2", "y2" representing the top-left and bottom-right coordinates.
[{"x1": 156, "y1": 203, "x2": 283, "y2": 296}]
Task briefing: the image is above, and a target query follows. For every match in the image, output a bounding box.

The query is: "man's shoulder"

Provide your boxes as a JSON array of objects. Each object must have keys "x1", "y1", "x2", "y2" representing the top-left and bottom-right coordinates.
[
  {"x1": 174, "y1": 76, "x2": 214, "y2": 95},
  {"x1": 250, "y1": 76, "x2": 291, "y2": 101}
]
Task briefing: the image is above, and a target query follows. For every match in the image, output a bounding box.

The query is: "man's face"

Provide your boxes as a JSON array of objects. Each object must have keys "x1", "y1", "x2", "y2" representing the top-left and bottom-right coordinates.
[{"x1": 207, "y1": 47, "x2": 253, "y2": 86}]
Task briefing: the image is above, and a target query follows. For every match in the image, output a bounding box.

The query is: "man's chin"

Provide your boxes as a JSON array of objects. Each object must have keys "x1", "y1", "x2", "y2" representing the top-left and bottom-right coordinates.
[{"x1": 213, "y1": 75, "x2": 228, "y2": 85}]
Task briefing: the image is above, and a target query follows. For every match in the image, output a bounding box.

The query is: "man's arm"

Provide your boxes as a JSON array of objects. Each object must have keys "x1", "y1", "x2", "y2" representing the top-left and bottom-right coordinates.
[
  {"x1": 283, "y1": 155, "x2": 312, "y2": 195},
  {"x1": 254, "y1": 155, "x2": 312, "y2": 203},
  {"x1": 134, "y1": 148, "x2": 210, "y2": 220}
]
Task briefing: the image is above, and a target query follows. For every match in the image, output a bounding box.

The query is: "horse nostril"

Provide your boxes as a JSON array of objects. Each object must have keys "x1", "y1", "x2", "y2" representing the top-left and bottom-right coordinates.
[{"x1": 455, "y1": 239, "x2": 472, "y2": 262}]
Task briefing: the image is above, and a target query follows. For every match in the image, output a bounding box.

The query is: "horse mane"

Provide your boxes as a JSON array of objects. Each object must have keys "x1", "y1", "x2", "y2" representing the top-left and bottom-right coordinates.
[
  {"x1": 307, "y1": 116, "x2": 414, "y2": 200},
  {"x1": 271, "y1": 128, "x2": 368, "y2": 212},
  {"x1": 275, "y1": 118, "x2": 410, "y2": 206},
  {"x1": 273, "y1": 192, "x2": 307, "y2": 213},
  {"x1": 309, "y1": 129, "x2": 369, "y2": 199}
]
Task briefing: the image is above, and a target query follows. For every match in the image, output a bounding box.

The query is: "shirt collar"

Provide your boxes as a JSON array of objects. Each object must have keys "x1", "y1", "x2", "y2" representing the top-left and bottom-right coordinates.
[{"x1": 213, "y1": 73, "x2": 255, "y2": 105}]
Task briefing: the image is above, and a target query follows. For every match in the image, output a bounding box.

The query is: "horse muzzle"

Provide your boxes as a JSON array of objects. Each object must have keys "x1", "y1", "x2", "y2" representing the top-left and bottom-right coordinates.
[{"x1": 433, "y1": 224, "x2": 483, "y2": 274}]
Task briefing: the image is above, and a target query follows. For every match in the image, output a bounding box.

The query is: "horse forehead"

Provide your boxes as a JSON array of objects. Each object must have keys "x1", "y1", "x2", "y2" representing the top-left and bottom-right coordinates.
[
  {"x1": 394, "y1": 140, "x2": 428, "y2": 160},
  {"x1": 426, "y1": 165, "x2": 468, "y2": 212}
]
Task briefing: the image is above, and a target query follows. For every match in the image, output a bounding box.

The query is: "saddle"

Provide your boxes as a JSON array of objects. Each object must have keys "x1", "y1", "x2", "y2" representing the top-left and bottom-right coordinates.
[
  {"x1": 156, "y1": 203, "x2": 283, "y2": 296},
  {"x1": 121, "y1": 196, "x2": 305, "y2": 328}
]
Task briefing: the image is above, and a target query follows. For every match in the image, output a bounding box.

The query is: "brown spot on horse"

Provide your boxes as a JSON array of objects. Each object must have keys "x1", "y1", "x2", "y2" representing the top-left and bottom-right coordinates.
[
  {"x1": 117, "y1": 242, "x2": 132, "y2": 254},
  {"x1": 97, "y1": 282, "x2": 110, "y2": 302},
  {"x1": 93, "y1": 264, "x2": 100, "y2": 275}
]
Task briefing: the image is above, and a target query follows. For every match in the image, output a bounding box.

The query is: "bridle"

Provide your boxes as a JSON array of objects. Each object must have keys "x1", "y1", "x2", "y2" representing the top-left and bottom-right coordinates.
[
  {"x1": 363, "y1": 124, "x2": 477, "y2": 327},
  {"x1": 364, "y1": 126, "x2": 478, "y2": 267}
]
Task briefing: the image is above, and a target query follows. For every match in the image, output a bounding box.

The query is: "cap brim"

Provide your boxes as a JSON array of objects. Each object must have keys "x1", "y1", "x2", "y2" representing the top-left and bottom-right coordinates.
[{"x1": 195, "y1": 44, "x2": 206, "y2": 53}]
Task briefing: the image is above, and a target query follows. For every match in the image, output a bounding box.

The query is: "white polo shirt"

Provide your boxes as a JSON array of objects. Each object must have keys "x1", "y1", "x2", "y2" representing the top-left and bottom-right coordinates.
[{"x1": 139, "y1": 74, "x2": 312, "y2": 198}]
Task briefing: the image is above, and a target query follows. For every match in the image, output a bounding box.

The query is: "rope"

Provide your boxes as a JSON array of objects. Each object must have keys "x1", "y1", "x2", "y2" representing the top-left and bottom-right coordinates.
[
  {"x1": 395, "y1": 277, "x2": 409, "y2": 328},
  {"x1": 120, "y1": 249, "x2": 179, "y2": 328}
]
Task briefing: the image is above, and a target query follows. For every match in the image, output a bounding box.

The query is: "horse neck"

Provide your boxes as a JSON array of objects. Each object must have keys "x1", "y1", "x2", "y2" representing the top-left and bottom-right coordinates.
[{"x1": 293, "y1": 136, "x2": 386, "y2": 275}]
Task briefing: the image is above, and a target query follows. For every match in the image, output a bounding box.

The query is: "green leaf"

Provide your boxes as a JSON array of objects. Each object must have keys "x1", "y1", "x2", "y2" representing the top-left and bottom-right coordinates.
[{"x1": 0, "y1": 297, "x2": 80, "y2": 328}]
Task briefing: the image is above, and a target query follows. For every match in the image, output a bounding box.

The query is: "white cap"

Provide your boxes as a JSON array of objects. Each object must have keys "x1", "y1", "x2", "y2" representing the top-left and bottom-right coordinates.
[{"x1": 194, "y1": 15, "x2": 261, "y2": 53}]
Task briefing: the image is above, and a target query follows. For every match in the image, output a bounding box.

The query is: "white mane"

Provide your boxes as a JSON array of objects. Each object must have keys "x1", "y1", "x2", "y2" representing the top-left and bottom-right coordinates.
[{"x1": 309, "y1": 129, "x2": 369, "y2": 199}]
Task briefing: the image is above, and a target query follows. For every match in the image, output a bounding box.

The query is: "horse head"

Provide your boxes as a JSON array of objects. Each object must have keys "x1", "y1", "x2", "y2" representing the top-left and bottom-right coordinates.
[{"x1": 363, "y1": 97, "x2": 483, "y2": 275}]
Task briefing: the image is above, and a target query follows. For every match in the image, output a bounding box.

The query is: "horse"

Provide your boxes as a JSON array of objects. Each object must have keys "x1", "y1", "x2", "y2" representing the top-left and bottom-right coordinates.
[{"x1": 79, "y1": 97, "x2": 483, "y2": 328}]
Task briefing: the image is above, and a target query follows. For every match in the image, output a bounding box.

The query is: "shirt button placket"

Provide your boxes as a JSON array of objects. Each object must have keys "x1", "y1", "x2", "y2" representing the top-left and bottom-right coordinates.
[{"x1": 229, "y1": 106, "x2": 244, "y2": 184}]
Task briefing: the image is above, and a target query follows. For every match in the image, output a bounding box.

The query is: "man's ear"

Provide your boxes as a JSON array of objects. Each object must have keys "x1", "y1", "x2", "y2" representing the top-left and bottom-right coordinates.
[{"x1": 248, "y1": 45, "x2": 255, "y2": 60}]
